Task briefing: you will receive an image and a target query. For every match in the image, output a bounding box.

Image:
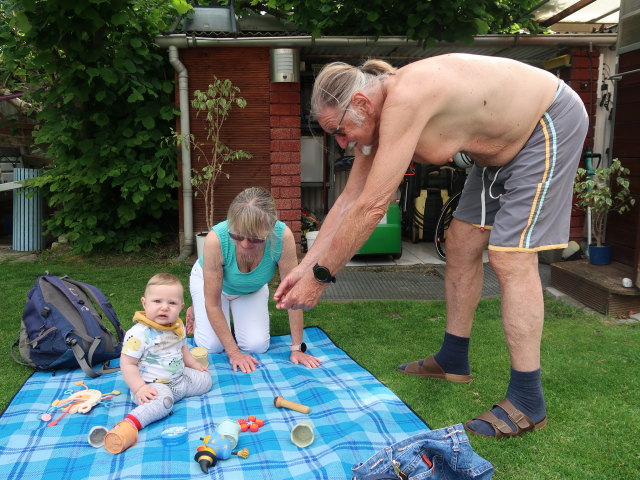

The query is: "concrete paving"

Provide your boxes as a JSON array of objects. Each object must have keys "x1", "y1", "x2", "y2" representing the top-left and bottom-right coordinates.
[{"x1": 327, "y1": 241, "x2": 550, "y2": 302}]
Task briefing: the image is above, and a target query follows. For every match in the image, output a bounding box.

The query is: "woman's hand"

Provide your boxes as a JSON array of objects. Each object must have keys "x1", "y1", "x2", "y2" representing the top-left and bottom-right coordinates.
[
  {"x1": 134, "y1": 384, "x2": 158, "y2": 404},
  {"x1": 228, "y1": 350, "x2": 260, "y2": 373},
  {"x1": 290, "y1": 350, "x2": 322, "y2": 368}
]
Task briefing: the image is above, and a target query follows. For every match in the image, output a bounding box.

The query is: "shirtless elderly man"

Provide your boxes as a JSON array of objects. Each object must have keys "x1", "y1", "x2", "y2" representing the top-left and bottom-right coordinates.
[{"x1": 275, "y1": 53, "x2": 588, "y2": 438}]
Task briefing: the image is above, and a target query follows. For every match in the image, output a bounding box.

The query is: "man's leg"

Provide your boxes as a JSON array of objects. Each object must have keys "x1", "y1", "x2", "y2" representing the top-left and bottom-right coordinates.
[
  {"x1": 465, "y1": 250, "x2": 547, "y2": 437},
  {"x1": 398, "y1": 219, "x2": 488, "y2": 380}
]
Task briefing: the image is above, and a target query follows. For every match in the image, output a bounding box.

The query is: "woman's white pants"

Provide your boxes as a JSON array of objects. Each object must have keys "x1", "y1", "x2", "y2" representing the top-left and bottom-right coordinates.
[{"x1": 189, "y1": 261, "x2": 270, "y2": 354}]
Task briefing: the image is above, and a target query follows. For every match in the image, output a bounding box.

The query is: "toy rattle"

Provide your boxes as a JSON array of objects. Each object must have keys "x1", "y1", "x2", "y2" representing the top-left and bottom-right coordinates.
[
  {"x1": 41, "y1": 381, "x2": 120, "y2": 427},
  {"x1": 194, "y1": 434, "x2": 249, "y2": 473},
  {"x1": 274, "y1": 395, "x2": 310, "y2": 414}
]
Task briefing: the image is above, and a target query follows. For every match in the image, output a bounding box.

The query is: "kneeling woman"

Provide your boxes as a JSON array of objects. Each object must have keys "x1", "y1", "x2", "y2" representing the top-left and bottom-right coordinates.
[{"x1": 190, "y1": 187, "x2": 322, "y2": 373}]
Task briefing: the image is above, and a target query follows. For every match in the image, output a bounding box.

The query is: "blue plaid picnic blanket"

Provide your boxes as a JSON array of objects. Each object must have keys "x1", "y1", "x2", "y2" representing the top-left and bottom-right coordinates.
[{"x1": 0, "y1": 327, "x2": 429, "y2": 479}]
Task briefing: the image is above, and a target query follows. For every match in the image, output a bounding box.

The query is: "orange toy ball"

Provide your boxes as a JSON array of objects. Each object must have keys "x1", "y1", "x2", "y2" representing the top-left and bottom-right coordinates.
[
  {"x1": 249, "y1": 423, "x2": 259, "y2": 432},
  {"x1": 238, "y1": 418, "x2": 247, "y2": 424},
  {"x1": 247, "y1": 415, "x2": 256, "y2": 422},
  {"x1": 255, "y1": 419, "x2": 264, "y2": 427},
  {"x1": 240, "y1": 423, "x2": 250, "y2": 432}
]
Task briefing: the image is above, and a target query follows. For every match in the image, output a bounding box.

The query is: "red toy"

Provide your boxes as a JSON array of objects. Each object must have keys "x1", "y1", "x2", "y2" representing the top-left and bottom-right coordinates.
[{"x1": 237, "y1": 416, "x2": 265, "y2": 433}]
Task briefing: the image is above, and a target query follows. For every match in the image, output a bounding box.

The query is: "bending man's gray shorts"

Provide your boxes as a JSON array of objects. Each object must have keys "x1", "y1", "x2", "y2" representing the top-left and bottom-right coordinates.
[{"x1": 454, "y1": 81, "x2": 589, "y2": 252}]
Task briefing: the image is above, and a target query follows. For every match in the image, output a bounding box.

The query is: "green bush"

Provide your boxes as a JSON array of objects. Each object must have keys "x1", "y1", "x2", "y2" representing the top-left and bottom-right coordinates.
[{"x1": 1, "y1": 0, "x2": 179, "y2": 252}]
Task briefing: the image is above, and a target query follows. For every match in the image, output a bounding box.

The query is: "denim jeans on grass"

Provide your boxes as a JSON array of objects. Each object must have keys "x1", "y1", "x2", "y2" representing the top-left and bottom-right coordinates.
[{"x1": 351, "y1": 424, "x2": 494, "y2": 480}]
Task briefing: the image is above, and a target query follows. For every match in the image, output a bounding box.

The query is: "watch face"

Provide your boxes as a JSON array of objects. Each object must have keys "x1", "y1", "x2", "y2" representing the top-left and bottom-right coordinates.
[
  {"x1": 300, "y1": 342, "x2": 307, "y2": 353},
  {"x1": 314, "y1": 266, "x2": 330, "y2": 281},
  {"x1": 313, "y1": 264, "x2": 334, "y2": 283}
]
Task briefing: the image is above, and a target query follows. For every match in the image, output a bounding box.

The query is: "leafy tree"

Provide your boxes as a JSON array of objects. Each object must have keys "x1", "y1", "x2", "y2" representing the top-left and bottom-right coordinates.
[
  {"x1": 0, "y1": 0, "x2": 179, "y2": 252},
  {"x1": 235, "y1": 0, "x2": 543, "y2": 44}
]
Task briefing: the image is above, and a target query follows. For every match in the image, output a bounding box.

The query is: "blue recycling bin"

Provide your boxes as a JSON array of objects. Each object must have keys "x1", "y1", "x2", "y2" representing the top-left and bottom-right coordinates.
[{"x1": 12, "y1": 168, "x2": 44, "y2": 251}]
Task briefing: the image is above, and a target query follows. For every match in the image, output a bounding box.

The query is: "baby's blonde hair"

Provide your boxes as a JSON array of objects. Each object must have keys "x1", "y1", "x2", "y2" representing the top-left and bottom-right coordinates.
[
  {"x1": 311, "y1": 59, "x2": 396, "y2": 122},
  {"x1": 144, "y1": 273, "x2": 183, "y2": 299}
]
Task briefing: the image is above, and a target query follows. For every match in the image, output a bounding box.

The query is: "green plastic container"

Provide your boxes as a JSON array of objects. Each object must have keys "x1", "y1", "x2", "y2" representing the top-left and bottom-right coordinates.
[{"x1": 356, "y1": 201, "x2": 402, "y2": 258}]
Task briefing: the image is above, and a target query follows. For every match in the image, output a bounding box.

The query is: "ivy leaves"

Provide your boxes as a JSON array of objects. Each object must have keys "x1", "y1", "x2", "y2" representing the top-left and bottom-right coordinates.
[{"x1": 7, "y1": 0, "x2": 180, "y2": 252}]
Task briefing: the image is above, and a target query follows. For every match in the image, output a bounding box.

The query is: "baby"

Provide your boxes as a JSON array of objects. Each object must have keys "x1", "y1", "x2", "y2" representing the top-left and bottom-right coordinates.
[{"x1": 104, "y1": 273, "x2": 212, "y2": 454}]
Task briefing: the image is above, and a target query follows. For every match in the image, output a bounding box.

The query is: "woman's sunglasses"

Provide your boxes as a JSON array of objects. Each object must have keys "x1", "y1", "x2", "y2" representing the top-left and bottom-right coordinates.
[{"x1": 228, "y1": 232, "x2": 266, "y2": 244}]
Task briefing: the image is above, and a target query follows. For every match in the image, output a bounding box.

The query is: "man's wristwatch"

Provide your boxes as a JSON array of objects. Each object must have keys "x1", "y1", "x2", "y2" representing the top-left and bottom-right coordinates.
[
  {"x1": 313, "y1": 263, "x2": 336, "y2": 284},
  {"x1": 290, "y1": 342, "x2": 307, "y2": 353}
]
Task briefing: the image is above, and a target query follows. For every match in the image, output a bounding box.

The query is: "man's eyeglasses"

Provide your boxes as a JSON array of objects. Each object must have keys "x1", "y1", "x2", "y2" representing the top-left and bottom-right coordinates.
[
  {"x1": 331, "y1": 104, "x2": 350, "y2": 137},
  {"x1": 228, "y1": 232, "x2": 266, "y2": 244}
]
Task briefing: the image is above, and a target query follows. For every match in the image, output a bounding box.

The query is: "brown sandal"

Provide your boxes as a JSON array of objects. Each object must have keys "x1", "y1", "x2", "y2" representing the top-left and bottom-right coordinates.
[
  {"x1": 464, "y1": 398, "x2": 548, "y2": 438},
  {"x1": 397, "y1": 355, "x2": 473, "y2": 383}
]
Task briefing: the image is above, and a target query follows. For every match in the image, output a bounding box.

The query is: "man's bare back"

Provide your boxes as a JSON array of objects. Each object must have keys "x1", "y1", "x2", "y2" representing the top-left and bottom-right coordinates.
[{"x1": 383, "y1": 54, "x2": 560, "y2": 167}]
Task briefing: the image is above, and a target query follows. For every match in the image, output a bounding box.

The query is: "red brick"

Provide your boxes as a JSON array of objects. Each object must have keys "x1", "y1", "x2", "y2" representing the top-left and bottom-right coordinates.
[
  {"x1": 270, "y1": 116, "x2": 301, "y2": 128},
  {"x1": 270, "y1": 104, "x2": 293, "y2": 115},
  {"x1": 270, "y1": 151, "x2": 291, "y2": 163},
  {"x1": 276, "y1": 198, "x2": 293, "y2": 210},
  {"x1": 271, "y1": 91, "x2": 301, "y2": 104},
  {"x1": 276, "y1": 198, "x2": 301, "y2": 210},
  {"x1": 272, "y1": 175, "x2": 296, "y2": 186},
  {"x1": 270, "y1": 83, "x2": 301, "y2": 93},
  {"x1": 270, "y1": 104, "x2": 299, "y2": 116},
  {"x1": 271, "y1": 128, "x2": 300, "y2": 140},
  {"x1": 271, "y1": 163, "x2": 299, "y2": 175},
  {"x1": 271, "y1": 140, "x2": 300, "y2": 152},
  {"x1": 279, "y1": 187, "x2": 300, "y2": 198},
  {"x1": 279, "y1": 209, "x2": 299, "y2": 221},
  {"x1": 281, "y1": 163, "x2": 300, "y2": 175},
  {"x1": 270, "y1": 151, "x2": 300, "y2": 163}
]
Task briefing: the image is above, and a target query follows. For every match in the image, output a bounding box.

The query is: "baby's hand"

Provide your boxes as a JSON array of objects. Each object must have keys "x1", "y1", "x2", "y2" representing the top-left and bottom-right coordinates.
[
  {"x1": 192, "y1": 362, "x2": 208, "y2": 372},
  {"x1": 135, "y1": 384, "x2": 158, "y2": 404}
]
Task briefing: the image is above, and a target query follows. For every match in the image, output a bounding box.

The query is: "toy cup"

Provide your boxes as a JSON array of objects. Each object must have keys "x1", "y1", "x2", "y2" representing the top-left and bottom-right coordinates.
[
  {"x1": 290, "y1": 421, "x2": 314, "y2": 448},
  {"x1": 216, "y1": 418, "x2": 241, "y2": 449},
  {"x1": 190, "y1": 347, "x2": 209, "y2": 368},
  {"x1": 88, "y1": 426, "x2": 108, "y2": 448},
  {"x1": 104, "y1": 420, "x2": 138, "y2": 454}
]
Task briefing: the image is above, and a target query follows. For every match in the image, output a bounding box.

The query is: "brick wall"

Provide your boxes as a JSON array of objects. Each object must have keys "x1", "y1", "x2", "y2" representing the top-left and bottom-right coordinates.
[
  {"x1": 270, "y1": 83, "x2": 302, "y2": 245},
  {"x1": 177, "y1": 47, "x2": 302, "y2": 248},
  {"x1": 559, "y1": 48, "x2": 600, "y2": 242}
]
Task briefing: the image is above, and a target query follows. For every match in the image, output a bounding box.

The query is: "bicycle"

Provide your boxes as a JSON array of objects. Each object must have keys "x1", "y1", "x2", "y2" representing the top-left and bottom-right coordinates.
[
  {"x1": 433, "y1": 190, "x2": 461, "y2": 260},
  {"x1": 433, "y1": 153, "x2": 472, "y2": 260}
]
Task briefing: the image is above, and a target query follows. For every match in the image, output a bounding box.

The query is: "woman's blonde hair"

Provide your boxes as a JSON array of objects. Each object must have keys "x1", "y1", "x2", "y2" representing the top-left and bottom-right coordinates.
[
  {"x1": 227, "y1": 187, "x2": 278, "y2": 240},
  {"x1": 311, "y1": 59, "x2": 396, "y2": 122}
]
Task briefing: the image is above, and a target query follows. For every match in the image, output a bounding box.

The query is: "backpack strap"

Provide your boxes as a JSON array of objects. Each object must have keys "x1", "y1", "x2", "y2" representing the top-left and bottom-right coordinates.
[
  {"x1": 69, "y1": 338, "x2": 119, "y2": 378},
  {"x1": 61, "y1": 277, "x2": 125, "y2": 342},
  {"x1": 10, "y1": 338, "x2": 33, "y2": 368}
]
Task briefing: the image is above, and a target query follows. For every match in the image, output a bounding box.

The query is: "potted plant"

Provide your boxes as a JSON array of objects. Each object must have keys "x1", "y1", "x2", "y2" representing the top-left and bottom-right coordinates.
[
  {"x1": 179, "y1": 77, "x2": 252, "y2": 257},
  {"x1": 573, "y1": 158, "x2": 635, "y2": 265}
]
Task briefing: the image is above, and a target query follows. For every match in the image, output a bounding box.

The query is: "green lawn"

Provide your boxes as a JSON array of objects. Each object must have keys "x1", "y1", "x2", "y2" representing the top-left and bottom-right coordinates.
[{"x1": 1, "y1": 252, "x2": 638, "y2": 479}]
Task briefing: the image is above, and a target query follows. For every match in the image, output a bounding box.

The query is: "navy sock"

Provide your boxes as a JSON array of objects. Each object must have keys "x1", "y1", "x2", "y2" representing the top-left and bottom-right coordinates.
[
  {"x1": 466, "y1": 368, "x2": 546, "y2": 437},
  {"x1": 433, "y1": 332, "x2": 470, "y2": 375}
]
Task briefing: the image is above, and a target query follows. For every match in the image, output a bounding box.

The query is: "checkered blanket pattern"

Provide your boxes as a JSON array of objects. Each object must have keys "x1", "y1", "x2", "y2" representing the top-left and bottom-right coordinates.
[{"x1": 0, "y1": 327, "x2": 429, "y2": 479}]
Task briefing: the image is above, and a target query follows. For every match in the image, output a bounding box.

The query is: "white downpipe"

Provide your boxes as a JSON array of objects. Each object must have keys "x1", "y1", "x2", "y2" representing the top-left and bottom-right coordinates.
[
  {"x1": 168, "y1": 45, "x2": 194, "y2": 261},
  {"x1": 587, "y1": 209, "x2": 592, "y2": 247}
]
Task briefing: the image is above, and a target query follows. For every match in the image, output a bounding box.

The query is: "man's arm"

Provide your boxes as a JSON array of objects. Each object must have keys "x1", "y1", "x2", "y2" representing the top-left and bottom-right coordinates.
[
  {"x1": 276, "y1": 100, "x2": 426, "y2": 309},
  {"x1": 273, "y1": 151, "x2": 372, "y2": 307}
]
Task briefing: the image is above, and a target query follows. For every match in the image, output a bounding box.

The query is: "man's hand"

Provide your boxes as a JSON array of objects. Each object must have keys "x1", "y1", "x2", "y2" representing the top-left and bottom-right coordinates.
[
  {"x1": 274, "y1": 265, "x2": 304, "y2": 305},
  {"x1": 275, "y1": 270, "x2": 325, "y2": 310},
  {"x1": 290, "y1": 350, "x2": 322, "y2": 368},
  {"x1": 228, "y1": 350, "x2": 260, "y2": 373}
]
